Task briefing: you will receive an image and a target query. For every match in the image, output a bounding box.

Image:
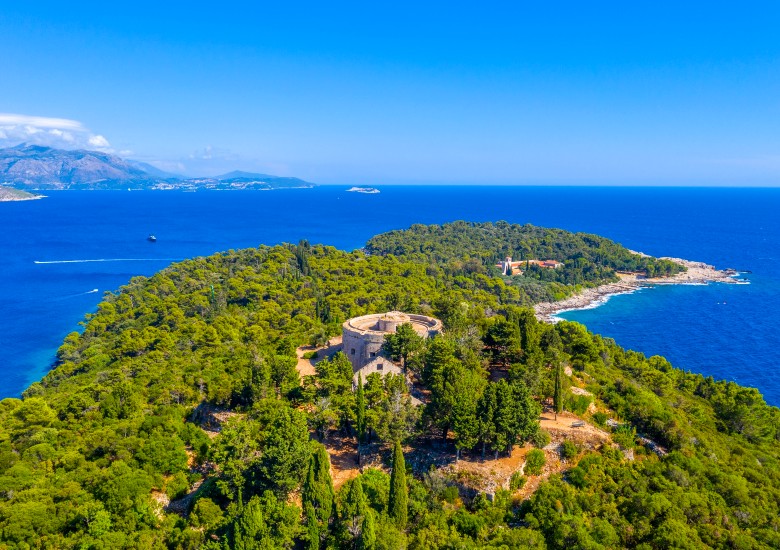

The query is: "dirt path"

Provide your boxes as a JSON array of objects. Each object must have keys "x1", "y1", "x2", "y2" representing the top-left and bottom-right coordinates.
[
  {"x1": 296, "y1": 336, "x2": 343, "y2": 378},
  {"x1": 539, "y1": 411, "x2": 611, "y2": 442}
]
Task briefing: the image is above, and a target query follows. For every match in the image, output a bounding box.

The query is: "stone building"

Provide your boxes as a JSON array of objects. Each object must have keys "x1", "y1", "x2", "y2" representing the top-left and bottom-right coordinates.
[
  {"x1": 341, "y1": 311, "x2": 442, "y2": 384},
  {"x1": 497, "y1": 256, "x2": 563, "y2": 276}
]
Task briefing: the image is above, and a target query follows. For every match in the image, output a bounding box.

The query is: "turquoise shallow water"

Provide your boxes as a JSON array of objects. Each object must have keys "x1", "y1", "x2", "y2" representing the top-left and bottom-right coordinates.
[{"x1": 0, "y1": 186, "x2": 777, "y2": 404}]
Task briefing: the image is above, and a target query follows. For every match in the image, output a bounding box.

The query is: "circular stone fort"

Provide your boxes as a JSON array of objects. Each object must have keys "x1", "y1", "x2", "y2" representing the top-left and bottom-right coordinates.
[{"x1": 342, "y1": 311, "x2": 442, "y2": 376}]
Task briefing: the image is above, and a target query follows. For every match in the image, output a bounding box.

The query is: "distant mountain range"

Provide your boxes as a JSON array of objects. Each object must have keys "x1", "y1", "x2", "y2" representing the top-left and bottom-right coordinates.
[{"x1": 0, "y1": 145, "x2": 315, "y2": 190}]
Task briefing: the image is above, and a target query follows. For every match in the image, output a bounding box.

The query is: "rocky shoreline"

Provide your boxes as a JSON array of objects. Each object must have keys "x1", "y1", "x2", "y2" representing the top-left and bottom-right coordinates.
[{"x1": 534, "y1": 257, "x2": 741, "y2": 323}]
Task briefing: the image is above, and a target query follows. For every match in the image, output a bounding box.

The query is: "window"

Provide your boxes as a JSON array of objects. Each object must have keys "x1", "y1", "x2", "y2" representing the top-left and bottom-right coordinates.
[
  {"x1": 370, "y1": 352, "x2": 376, "y2": 357},
  {"x1": 351, "y1": 348, "x2": 355, "y2": 355},
  {"x1": 377, "y1": 363, "x2": 383, "y2": 370}
]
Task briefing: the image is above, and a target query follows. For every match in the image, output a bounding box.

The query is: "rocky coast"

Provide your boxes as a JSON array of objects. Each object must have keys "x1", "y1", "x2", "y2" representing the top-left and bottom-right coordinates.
[{"x1": 534, "y1": 257, "x2": 741, "y2": 323}]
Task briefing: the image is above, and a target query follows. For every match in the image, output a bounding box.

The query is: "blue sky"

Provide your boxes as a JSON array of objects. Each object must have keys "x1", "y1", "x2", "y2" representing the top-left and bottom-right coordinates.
[{"x1": 1, "y1": 2, "x2": 779, "y2": 185}]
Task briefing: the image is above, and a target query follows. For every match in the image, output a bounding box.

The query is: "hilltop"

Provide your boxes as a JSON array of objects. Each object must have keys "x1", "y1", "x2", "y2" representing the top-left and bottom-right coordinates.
[
  {"x1": 0, "y1": 222, "x2": 776, "y2": 548},
  {"x1": 0, "y1": 144, "x2": 315, "y2": 191}
]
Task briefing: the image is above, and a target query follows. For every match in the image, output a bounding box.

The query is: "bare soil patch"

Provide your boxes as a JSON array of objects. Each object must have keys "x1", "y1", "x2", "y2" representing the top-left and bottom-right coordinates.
[
  {"x1": 319, "y1": 411, "x2": 612, "y2": 501},
  {"x1": 296, "y1": 336, "x2": 343, "y2": 378}
]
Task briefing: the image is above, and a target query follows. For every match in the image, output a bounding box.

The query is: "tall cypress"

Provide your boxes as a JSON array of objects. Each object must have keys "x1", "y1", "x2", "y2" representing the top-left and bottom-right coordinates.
[
  {"x1": 304, "y1": 502, "x2": 321, "y2": 550},
  {"x1": 388, "y1": 441, "x2": 408, "y2": 530},
  {"x1": 553, "y1": 361, "x2": 564, "y2": 421},
  {"x1": 302, "y1": 444, "x2": 335, "y2": 532},
  {"x1": 233, "y1": 496, "x2": 265, "y2": 550},
  {"x1": 340, "y1": 477, "x2": 368, "y2": 543},
  {"x1": 358, "y1": 510, "x2": 377, "y2": 550},
  {"x1": 355, "y1": 373, "x2": 367, "y2": 444}
]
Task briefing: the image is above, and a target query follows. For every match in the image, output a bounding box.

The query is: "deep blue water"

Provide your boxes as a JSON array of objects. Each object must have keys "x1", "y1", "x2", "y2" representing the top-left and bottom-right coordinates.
[{"x1": 1, "y1": 187, "x2": 778, "y2": 405}]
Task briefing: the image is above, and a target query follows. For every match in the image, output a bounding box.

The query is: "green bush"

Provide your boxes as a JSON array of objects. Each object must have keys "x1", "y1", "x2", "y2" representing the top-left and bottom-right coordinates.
[
  {"x1": 302, "y1": 350, "x2": 318, "y2": 360},
  {"x1": 568, "y1": 466, "x2": 587, "y2": 488},
  {"x1": 531, "y1": 429, "x2": 551, "y2": 448},
  {"x1": 560, "y1": 440, "x2": 578, "y2": 461},
  {"x1": 510, "y1": 471, "x2": 527, "y2": 491},
  {"x1": 591, "y1": 411, "x2": 608, "y2": 427},
  {"x1": 166, "y1": 471, "x2": 190, "y2": 500},
  {"x1": 566, "y1": 394, "x2": 592, "y2": 415},
  {"x1": 190, "y1": 498, "x2": 224, "y2": 530},
  {"x1": 440, "y1": 485, "x2": 459, "y2": 503},
  {"x1": 524, "y1": 449, "x2": 546, "y2": 476},
  {"x1": 612, "y1": 424, "x2": 637, "y2": 449}
]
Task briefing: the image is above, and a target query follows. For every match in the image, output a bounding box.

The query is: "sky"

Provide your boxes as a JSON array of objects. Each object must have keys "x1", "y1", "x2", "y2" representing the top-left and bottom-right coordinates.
[{"x1": 1, "y1": 2, "x2": 779, "y2": 185}]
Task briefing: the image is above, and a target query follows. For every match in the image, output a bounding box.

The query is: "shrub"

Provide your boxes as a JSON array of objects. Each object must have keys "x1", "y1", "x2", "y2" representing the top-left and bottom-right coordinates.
[
  {"x1": 441, "y1": 485, "x2": 459, "y2": 504},
  {"x1": 165, "y1": 471, "x2": 190, "y2": 500},
  {"x1": 560, "y1": 440, "x2": 579, "y2": 461},
  {"x1": 510, "y1": 471, "x2": 526, "y2": 491},
  {"x1": 524, "y1": 449, "x2": 546, "y2": 476},
  {"x1": 567, "y1": 394, "x2": 592, "y2": 415},
  {"x1": 302, "y1": 350, "x2": 318, "y2": 360},
  {"x1": 568, "y1": 466, "x2": 587, "y2": 488},
  {"x1": 190, "y1": 498, "x2": 224, "y2": 530},
  {"x1": 531, "y1": 429, "x2": 551, "y2": 449},
  {"x1": 592, "y1": 411, "x2": 608, "y2": 427},
  {"x1": 612, "y1": 424, "x2": 637, "y2": 449}
]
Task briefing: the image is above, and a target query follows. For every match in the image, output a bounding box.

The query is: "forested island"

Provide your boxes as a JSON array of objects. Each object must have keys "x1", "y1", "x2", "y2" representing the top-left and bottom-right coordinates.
[
  {"x1": 0, "y1": 187, "x2": 44, "y2": 201},
  {"x1": 1, "y1": 221, "x2": 778, "y2": 549}
]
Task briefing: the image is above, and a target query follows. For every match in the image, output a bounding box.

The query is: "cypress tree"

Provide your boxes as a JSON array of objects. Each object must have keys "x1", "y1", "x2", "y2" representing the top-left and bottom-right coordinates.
[
  {"x1": 302, "y1": 444, "x2": 335, "y2": 531},
  {"x1": 340, "y1": 477, "x2": 368, "y2": 542},
  {"x1": 355, "y1": 373, "x2": 367, "y2": 444},
  {"x1": 388, "y1": 441, "x2": 408, "y2": 530},
  {"x1": 477, "y1": 383, "x2": 497, "y2": 458},
  {"x1": 358, "y1": 510, "x2": 377, "y2": 550},
  {"x1": 304, "y1": 502, "x2": 321, "y2": 550},
  {"x1": 553, "y1": 361, "x2": 564, "y2": 421},
  {"x1": 234, "y1": 496, "x2": 265, "y2": 550}
]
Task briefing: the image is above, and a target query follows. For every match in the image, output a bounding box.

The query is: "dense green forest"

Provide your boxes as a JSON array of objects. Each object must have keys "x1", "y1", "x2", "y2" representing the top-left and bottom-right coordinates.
[
  {"x1": 0, "y1": 223, "x2": 777, "y2": 549},
  {"x1": 366, "y1": 221, "x2": 683, "y2": 302}
]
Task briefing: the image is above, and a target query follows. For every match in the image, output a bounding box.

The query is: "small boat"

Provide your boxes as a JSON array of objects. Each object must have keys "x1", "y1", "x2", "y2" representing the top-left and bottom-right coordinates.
[{"x1": 147, "y1": 235, "x2": 157, "y2": 242}]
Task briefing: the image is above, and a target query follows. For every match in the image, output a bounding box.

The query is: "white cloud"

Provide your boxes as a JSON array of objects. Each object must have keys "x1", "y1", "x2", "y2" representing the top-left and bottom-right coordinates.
[
  {"x1": 0, "y1": 114, "x2": 85, "y2": 130},
  {"x1": 88, "y1": 134, "x2": 111, "y2": 148},
  {"x1": 0, "y1": 113, "x2": 113, "y2": 151}
]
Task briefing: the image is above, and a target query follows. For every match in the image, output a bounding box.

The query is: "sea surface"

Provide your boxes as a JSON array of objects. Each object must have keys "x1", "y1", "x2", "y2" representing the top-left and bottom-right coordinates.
[{"x1": 1, "y1": 187, "x2": 778, "y2": 405}]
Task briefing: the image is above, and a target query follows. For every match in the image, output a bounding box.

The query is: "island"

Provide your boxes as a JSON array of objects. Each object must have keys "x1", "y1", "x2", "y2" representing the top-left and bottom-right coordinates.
[
  {"x1": 0, "y1": 186, "x2": 44, "y2": 201},
  {"x1": 347, "y1": 186, "x2": 380, "y2": 193},
  {"x1": 1, "y1": 221, "x2": 776, "y2": 549}
]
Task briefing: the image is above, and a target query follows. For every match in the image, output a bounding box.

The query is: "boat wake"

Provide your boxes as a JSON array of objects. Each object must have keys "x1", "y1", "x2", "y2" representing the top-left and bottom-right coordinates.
[
  {"x1": 52, "y1": 289, "x2": 100, "y2": 301},
  {"x1": 34, "y1": 258, "x2": 180, "y2": 264}
]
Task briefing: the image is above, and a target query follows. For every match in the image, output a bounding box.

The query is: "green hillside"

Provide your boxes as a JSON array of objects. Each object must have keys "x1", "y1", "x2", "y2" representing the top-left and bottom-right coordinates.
[{"x1": 0, "y1": 224, "x2": 776, "y2": 549}]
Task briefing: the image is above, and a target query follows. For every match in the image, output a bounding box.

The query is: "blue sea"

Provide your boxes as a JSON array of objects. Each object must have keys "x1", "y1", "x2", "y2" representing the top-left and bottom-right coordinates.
[{"x1": 1, "y1": 187, "x2": 778, "y2": 405}]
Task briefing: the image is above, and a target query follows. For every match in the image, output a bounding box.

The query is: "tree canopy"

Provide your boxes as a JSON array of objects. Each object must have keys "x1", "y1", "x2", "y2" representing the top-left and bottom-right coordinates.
[{"x1": 0, "y1": 222, "x2": 777, "y2": 549}]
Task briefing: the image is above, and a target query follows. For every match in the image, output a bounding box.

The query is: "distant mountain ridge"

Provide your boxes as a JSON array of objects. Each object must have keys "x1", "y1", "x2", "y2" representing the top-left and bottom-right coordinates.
[{"x1": 0, "y1": 145, "x2": 315, "y2": 190}]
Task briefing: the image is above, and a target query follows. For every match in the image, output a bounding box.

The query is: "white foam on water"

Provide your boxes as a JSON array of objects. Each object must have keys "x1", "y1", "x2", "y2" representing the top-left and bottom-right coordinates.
[
  {"x1": 34, "y1": 258, "x2": 180, "y2": 264},
  {"x1": 549, "y1": 288, "x2": 641, "y2": 323}
]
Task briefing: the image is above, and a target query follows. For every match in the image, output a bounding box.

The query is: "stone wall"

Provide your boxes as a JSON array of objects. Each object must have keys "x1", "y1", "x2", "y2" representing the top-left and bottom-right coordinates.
[{"x1": 353, "y1": 356, "x2": 403, "y2": 385}]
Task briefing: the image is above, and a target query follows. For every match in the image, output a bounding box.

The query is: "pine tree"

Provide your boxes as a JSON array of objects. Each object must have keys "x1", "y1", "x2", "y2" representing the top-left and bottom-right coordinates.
[
  {"x1": 553, "y1": 361, "x2": 564, "y2": 421},
  {"x1": 388, "y1": 441, "x2": 408, "y2": 530},
  {"x1": 383, "y1": 323, "x2": 424, "y2": 371},
  {"x1": 355, "y1": 373, "x2": 367, "y2": 444}
]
